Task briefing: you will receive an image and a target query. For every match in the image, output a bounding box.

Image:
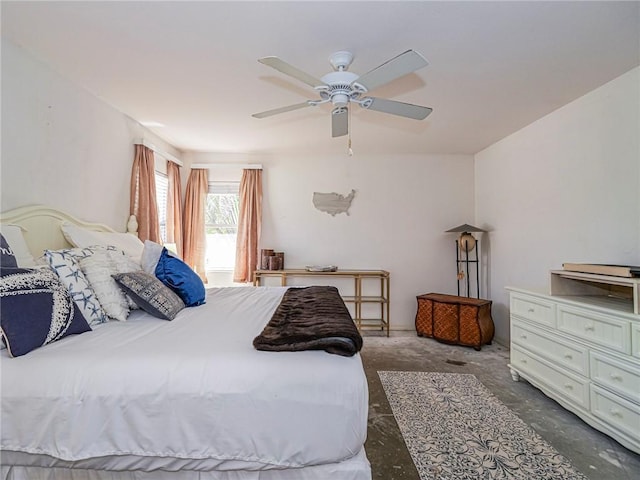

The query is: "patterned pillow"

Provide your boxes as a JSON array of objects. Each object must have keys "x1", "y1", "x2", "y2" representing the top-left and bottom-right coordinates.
[
  {"x1": 44, "y1": 248, "x2": 109, "y2": 326},
  {"x1": 0, "y1": 267, "x2": 92, "y2": 357},
  {"x1": 1, "y1": 233, "x2": 18, "y2": 268},
  {"x1": 113, "y1": 271, "x2": 185, "y2": 320},
  {"x1": 0, "y1": 225, "x2": 36, "y2": 267}
]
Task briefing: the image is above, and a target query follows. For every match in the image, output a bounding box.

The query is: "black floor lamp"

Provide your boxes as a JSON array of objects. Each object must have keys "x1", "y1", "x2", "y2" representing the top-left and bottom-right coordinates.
[{"x1": 445, "y1": 224, "x2": 487, "y2": 298}]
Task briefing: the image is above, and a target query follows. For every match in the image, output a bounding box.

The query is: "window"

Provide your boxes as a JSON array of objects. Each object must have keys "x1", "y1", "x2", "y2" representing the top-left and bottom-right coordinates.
[
  {"x1": 155, "y1": 172, "x2": 169, "y2": 244},
  {"x1": 205, "y1": 182, "x2": 239, "y2": 271}
]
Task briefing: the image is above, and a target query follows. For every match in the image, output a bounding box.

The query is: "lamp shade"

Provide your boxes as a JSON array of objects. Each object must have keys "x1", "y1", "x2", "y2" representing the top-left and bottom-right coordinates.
[{"x1": 445, "y1": 224, "x2": 486, "y2": 233}]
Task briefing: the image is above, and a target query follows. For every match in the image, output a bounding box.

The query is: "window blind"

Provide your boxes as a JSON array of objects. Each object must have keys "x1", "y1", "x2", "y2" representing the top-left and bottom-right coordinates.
[{"x1": 155, "y1": 172, "x2": 169, "y2": 243}]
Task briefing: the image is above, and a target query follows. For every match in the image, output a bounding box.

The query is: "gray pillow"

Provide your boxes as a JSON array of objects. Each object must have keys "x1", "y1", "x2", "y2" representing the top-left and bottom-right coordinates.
[{"x1": 112, "y1": 271, "x2": 185, "y2": 320}]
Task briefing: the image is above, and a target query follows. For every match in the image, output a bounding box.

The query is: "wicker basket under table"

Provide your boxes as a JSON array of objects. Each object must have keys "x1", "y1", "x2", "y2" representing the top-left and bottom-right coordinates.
[{"x1": 415, "y1": 293, "x2": 494, "y2": 350}]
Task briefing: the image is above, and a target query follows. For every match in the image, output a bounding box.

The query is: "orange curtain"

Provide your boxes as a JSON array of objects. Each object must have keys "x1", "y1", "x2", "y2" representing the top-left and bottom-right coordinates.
[
  {"x1": 183, "y1": 169, "x2": 208, "y2": 282},
  {"x1": 233, "y1": 169, "x2": 263, "y2": 283},
  {"x1": 166, "y1": 161, "x2": 184, "y2": 258},
  {"x1": 130, "y1": 144, "x2": 161, "y2": 243}
]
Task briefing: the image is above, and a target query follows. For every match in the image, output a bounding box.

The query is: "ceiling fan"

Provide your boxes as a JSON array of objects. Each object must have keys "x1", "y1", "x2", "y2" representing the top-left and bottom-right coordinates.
[{"x1": 252, "y1": 50, "x2": 433, "y2": 138}]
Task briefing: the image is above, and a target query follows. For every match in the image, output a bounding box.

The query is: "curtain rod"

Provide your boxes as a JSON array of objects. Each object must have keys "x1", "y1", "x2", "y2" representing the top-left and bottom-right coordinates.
[
  {"x1": 191, "y1": 163, "x2": 263, "y2": 170},
  {"x1": 135, "y1": 139, "x2": 183, "y2": 167}
]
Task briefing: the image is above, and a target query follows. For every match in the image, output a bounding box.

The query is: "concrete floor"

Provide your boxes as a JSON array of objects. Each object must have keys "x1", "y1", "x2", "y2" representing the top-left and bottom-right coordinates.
[{"x1": 360, "y1": 332, "x2": 640, "y2": 480}]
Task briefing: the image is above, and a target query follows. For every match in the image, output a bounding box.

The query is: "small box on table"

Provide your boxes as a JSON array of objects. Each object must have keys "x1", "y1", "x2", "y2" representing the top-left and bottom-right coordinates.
[{"x1": 415, "y1": 293, "x2": 494, "y2": 350}]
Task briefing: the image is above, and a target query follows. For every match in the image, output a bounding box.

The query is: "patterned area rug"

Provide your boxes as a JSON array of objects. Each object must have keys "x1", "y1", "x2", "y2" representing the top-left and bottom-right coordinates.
[{"x1": 378, "y1": 371, "x2": 588, "y2": 480}]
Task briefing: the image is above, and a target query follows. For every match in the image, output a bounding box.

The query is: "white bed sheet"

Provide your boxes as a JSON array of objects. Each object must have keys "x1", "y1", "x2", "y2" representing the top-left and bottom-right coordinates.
[
  {"x1": 1, "y1": 448, "x2": 371, "y2": 480},
  {"x1": 1, "y1": 287, "x2": 369, "y2": 473}
]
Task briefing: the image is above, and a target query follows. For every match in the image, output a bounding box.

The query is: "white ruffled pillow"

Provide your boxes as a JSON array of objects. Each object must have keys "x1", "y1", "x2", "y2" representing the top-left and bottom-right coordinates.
[{"x1": 78, "y1": 248, "x2": 140, "y2": 321}]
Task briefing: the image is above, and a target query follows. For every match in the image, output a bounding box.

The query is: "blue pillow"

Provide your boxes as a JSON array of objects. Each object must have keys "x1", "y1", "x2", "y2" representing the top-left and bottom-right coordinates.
[
  {"x1": 0, "y1": 233, "x2": 18, "y2": 268},
  {"x1": 0, "y1": 267, "x2": 91, "y2": 357},
  {"x1": 154, "y1": 248, "x2": 205, "y2": 307}
]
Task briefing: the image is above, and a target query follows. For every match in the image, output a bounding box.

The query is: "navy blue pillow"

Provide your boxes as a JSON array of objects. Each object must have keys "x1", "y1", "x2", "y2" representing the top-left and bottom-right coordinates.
[
  {"x1": 154, "y1": 248, "x2": 205, "y2": 307},
  {"x1": 0, "y1": 234, "x2": 18, "y2": 268},
  {"x1": 0, "y1": 267, "x2": 91, "y2": 357}
]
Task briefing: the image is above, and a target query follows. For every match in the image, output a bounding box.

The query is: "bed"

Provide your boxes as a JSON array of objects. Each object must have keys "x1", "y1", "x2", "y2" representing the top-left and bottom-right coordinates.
[{"x1": 0, "y1": 205, "x2": 371, "y2": 480}]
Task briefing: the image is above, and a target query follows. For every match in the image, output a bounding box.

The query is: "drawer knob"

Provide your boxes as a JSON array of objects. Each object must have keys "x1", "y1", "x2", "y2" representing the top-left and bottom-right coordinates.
[
  {"x1": 609, "y1": 373, "x2": 623, "y2": 381},
  {"x1": 521, "y1": 359, "x2": 527, "y2": 364},
  {"x1": 563, "y1": 383, "x2": 574, "y2": 390},
  {"x1": 584, "y1": 324, "x2": 595, "y2": 332},
  {"x1": 609, "y1": 408, "x2": 623, "y2": 418},
  {"x1": 527, "y1": 308, "x2": 535, "y2": 313},
  {"x1": 563, "y1": 353, "x2": 573, "y2": 360},
  {"x1": 521, "y1": 334, "x2": 528, "y2": 339}
]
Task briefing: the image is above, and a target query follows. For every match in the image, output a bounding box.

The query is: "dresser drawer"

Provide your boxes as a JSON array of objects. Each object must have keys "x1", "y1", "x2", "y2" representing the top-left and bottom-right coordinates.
[
  {"x1": 590, "y1": 384, "x2": 640, "y2": 441},
  {"x1": 510, "y1": 293, "x2": 555, "y2": 328},
  {"x1": 511, "y1": 320, "x2": 588, "y2": 376},
  {"x1": 511, "y1": 345, "x2": 589, "y2": 409},
  {"x1": 632, "y1": 322, "x2": 640, "y2": 359},
  {"x1": 557, "y1": 305, "x2": 630, "y2": 354},
  {"x1": 590, "y1": 352, "x2": 640, "y2": 403}
]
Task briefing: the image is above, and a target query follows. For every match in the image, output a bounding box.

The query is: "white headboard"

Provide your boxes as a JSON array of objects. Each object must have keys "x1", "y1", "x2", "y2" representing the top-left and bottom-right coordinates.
[{"x1": 0, "y1": 205, "x2": 116, "y2": 259}]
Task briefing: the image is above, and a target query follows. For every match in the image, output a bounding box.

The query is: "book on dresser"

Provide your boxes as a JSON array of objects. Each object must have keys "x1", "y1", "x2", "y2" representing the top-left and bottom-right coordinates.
[
  {"x1": 506, "y1": 272, "x2": 640, "y2": 455},
  {"x1": 562, "y1": 263, "x2": 640, "y2": 278}
]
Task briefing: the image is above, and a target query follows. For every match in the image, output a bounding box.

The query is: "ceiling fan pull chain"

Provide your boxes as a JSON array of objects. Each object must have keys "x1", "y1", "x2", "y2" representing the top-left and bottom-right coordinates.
[{"x1": 348, "y1": 108, "x2": 354, "y2": 157}]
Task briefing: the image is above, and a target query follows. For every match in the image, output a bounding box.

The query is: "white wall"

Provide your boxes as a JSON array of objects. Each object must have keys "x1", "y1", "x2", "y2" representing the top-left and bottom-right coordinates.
[
  {"x1": 2, "y1": 40, "x2": 475, "y2": 331},
  {"x1": 190, "y1": 152, "x2": 476, "y2": 331},
  {"x1": 11, "y1": 37, "x2": 637, "y2": 339},
  {"x1": 1, "y1": 40, "x2": 182, "y2": 230},
  {"x1": 475, "y1": 67, "x2": 640, "y2": 344}
]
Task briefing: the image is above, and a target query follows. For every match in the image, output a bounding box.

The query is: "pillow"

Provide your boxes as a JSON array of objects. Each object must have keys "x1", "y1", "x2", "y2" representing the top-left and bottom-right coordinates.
[
  {"x1": 113, "y1": 271, "x2": 185, "y2": 320},
  {"x1": 61, "y1": 223, "x2": 144, "y2": 263},
  {"x1": 1, "y1": 233, "x2": 18, "y2": 267},
  {"x1": 44, "y1": 248, "x2": 109, "y2": 326},
  {"x1": 109, "y1": 249, "x2": 142, "y2": 310},
  {"x1": 79, "y1": 249, "x2": 139, "y2": 321},
  {"x1": 0, "y1": 225, "x2": 36, "y2": 267},
  {"x1": 141, "y1": 240, "x2": 165, "y2": 274},
  {"x1": 155, "y1": 248, "x2": 206, "y2": 307},
  {"x1": 0, "y1": 267, "x2": 91, "y2": 357}
]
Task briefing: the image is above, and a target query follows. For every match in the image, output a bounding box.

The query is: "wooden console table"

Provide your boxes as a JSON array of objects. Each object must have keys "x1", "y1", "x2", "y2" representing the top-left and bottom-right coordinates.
[{"x1": 253, "y1": 269, "x2": 390, "y2": 336}]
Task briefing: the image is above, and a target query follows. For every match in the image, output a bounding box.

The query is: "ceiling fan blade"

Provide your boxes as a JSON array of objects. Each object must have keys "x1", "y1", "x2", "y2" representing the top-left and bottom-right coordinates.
[
  {"x1": 364, "y1": 97, "x2": 433, "y2": 120},
  {"x1": 354, "y1": 50, "x2": 428, "y2": 92},
  {"x1": 258, "y1": 56, "x2": 324, "y2": 88},
  {"x1": 332, "y1": 108, "x2": 349, "y2": 137},
  {"x1": 252, "y1": 101, "x2": 313, "y2": 119}
]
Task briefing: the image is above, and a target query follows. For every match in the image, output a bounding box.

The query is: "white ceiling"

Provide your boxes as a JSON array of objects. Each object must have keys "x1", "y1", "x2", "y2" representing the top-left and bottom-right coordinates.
[{"x1": 2, "y1": 1, "x2": 639, "y2": 156}]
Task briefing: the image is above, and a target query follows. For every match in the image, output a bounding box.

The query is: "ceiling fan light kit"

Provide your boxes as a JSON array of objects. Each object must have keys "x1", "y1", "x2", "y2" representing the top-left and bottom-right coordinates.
[{"x1": 253, "y1": 49, "x2": 433, "y2": 140}]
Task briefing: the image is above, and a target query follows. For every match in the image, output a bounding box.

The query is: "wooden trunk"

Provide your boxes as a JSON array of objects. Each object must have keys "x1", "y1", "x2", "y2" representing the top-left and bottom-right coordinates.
[{"x1": 415, "y1": 293, "x2": 494, "y2": 350}]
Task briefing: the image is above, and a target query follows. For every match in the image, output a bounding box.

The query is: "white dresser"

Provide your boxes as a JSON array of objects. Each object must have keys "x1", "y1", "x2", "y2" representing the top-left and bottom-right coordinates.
[{"x1": 507, "y1": 273, "x2": 640, "y2": 454}]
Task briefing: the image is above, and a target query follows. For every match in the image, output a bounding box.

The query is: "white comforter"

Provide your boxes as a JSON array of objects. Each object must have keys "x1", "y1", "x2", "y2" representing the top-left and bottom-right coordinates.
[{"x1": 1, "y1": 287, "x2": 369, "y2": 472}]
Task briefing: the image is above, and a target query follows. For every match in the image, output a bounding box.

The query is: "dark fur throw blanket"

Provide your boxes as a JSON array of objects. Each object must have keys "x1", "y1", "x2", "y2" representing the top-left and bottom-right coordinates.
[{"x1": 253, "y1": 286, "x2": 363, "y2": 357}]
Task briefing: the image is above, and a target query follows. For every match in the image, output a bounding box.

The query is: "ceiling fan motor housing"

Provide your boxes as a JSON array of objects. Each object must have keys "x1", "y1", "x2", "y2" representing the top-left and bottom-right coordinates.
[{"x1": 320, "y1": 71, "x2": 362, "y2": 107}]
